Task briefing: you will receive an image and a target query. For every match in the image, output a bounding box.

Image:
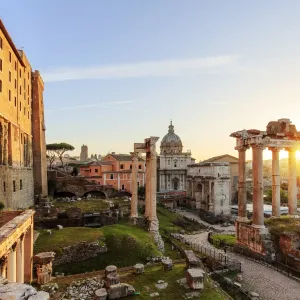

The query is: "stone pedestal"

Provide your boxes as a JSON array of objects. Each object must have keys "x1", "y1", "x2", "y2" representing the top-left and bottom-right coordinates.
[
  {"x1": 33, "y1": 252, "x2": 55, "y2": 285},
  {"x1": 186, "y1": 268, "x2": 204, "y2": 290},
  {"x1": 106, "y1": 273, "x2": 120, "y2": 288},
  {"x1": 133, "y1": 263, "x2": 144, "y2": 274},
  {"x1": 162, "y1": 258, "x2": 173, "y2": 270},
  {"x1": 185, "y1": 250, "x2": 201, "y2": 268},
  {"x1": 105, "y1": 265, "x2": 117, "y2": 277},
  {"x1": 95, "y1": 288, "x2": 108, "y2": 300},
  {"x1": 108, "y1": 283, "x2": 135, "y2": 299}
]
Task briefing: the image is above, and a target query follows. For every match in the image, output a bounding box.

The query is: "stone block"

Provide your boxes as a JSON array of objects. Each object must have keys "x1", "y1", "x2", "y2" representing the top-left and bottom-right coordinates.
[
  {"x1": 185, "y1": 250, "x2": 201, "y2": 268},
  {"x1": 234, "y1": 282, "x2": 242, "y2": 288},
  {"x1": 95, "y1": 288, "x2": 108, "y2": 300},
  {"x1": 106, "y1": 273, "x2": 120, "y2": 288},
  {"x1": 105, "y1": 265, "x2": 117, "y2": 277},
  {"x1": 186, "y1": 268, "x2": 204, "y2": 290},
  {"x1": 162, "y1": 258, "x2": 173, "y2": 270},
  {"x1": 133, "y1": 263, "x2": 144, "y2": 274},
  {"x1": 57, "y1": 225, "x2": 63, "y2": 230},
  {"x1": 108, "y1": 283, "x2": 135, "y2": 299}
]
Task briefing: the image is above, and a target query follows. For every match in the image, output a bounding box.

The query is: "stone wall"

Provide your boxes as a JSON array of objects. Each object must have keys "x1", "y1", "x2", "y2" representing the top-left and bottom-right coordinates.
[
  {"x1": 53, "y1": 241, "x2": 107, "y2": 266},
  {"x1": 0, "y1": 166, "x2": 34, "y2": 209}
]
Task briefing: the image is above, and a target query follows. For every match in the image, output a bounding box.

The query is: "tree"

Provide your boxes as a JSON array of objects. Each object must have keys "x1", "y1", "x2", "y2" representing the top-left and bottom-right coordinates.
[
  {"x1": 46, "y1": 145, "x2": 56, "y2": 169},
  {"x1": 138, "y1": 186, "x2": 146, "y2": 199},
  {"x1": 46, "y1": 143, "x2": 75, "y2": 167}
]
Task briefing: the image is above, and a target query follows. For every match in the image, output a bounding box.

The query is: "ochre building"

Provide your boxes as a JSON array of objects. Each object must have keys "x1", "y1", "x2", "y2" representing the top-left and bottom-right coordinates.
[
  {"x1": 80, "y1": 153, "x2": 145, "y2": 193},
  {"x1": 0, "y1": 19, "x2": 47, "y2": 209}
]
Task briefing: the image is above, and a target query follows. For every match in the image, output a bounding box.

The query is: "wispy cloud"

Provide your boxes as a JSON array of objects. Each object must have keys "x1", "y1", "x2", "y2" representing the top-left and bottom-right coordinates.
[
  {"x1": 46, "y1": 101, "x2": 134, "y2": 112},
  {"x1": 42, "y1": 55, "x2": 240, "y2": 83}
]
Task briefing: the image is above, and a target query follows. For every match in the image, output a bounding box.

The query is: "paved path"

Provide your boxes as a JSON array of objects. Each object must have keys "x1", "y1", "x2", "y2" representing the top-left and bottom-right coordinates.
[{"x1": 175, "y1": 210, "x2": 300, "y2": 300}]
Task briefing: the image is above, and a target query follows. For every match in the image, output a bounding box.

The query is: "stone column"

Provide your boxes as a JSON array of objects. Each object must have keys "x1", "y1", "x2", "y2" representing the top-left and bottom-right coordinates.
[
  {"x1": 24, "y1": 222, "x2": 34, "y2": 283},
  {"x1": 252, "y1": 144, "x2": 265, "y2": 228},
  {"x1": 144, "y1": 152, "x2": 151, "y2": 219},
  {"x1": 237, "y1": 146, "x2": 248, "y2": 222},
  {"x1": 271, "y1": 147, "x2": 281, "y2": 217},
  {"x1": 7, "y1": 244, "x2": 17, "y2": 282},
  {"x1": 130, "y1": 152, "x2": 139, "y2": 219},
  {"x1": 191, "y1": 180, "x2": 195, "y2": 198},
  {"x1": 149, "y1": 146, "x2": 159, "y2": 231},
  {"x1": 288, "y1": 148, "x2": 297, "y2": 216},
  {"x1": 208, "y1": 181, "x2": 212, "y2": 212},
  {"x1": 117, "y1": 173, "x2": 120, "y2": 190},
  {"x1": 17, "y1": 235, "x2": 25, "y2": 283}
]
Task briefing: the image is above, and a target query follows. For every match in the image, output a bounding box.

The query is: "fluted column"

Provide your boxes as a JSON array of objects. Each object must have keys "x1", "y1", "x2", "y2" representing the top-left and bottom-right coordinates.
[
  {"x1": 271, "y1": 147, "x2": 281, "y2": 217},
  {"x1": 130, "y1": 152, "x2": 139, "y2": 219},
  {"x1": 237, "y1": 146, "x2": 248, "y2": 222},
  {"x1": 7, "y1": 243, "x2": 17, "y2": 282},
  {"x1": 17, "y1": 235, "x2": 25, "y2": 283},
  {"x1": 288, "y1": 148, "x2": 297, "y2": 216},
  {"x1": 149, "y1": 148, "x2": 158, "y2": 230},
  {"x1": 144, "y1": 152, "x2": 151, "y2": 219},
  {"x1": 252, "y1": 143, "x2": 265, "y2": 228}
]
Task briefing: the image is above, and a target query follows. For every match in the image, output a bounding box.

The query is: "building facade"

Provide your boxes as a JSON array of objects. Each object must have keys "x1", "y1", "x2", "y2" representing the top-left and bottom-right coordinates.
[
  {"x1": 0, "y1": 19, "x2": 47, "y2": 209},
  {"x1": 79, "y1": 153, "x2": 145, "y2": 193},
  {"x1": 201, "y1": 154, "x2": 238, "y2": 202},
  {"x1": 158, "y1": 121, "x2": 193, "y2": 192},
  {"x1": 187, "y1": 162, "x2": 231, "y2": 216}
]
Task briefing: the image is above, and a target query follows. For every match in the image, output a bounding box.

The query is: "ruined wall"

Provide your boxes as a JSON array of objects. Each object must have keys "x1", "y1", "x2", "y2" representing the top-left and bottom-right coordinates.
[
  {"x1": 53, "y1": 241, "x2": 107, "y2": 266},
  {"x1": 0, "y1": 166, "x2": 34, "y2": 209}
]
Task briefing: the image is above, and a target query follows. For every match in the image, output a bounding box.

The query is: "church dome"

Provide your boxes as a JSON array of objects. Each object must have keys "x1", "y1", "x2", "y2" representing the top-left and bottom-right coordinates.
[{"x1": 160, "y1": 121, "x2": 183, "y2": 154}]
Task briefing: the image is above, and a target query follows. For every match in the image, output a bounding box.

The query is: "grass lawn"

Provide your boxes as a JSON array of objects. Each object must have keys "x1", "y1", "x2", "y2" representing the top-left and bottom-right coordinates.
[
  {"x1": 46, "y1": 224, "x2": 162, "y2": 275},
  {"x1": 124, "y1": 263, "x2": 229, "y2": 300},
  {"x1": 211, "y1": 234, "x2": 236, "y2": 247},
  {"x1": 157, "y1": 207, "x2": 181, "y2": 233},
  {"x1": 34, "y1": 227, "x2": 103, "y2": 254}
]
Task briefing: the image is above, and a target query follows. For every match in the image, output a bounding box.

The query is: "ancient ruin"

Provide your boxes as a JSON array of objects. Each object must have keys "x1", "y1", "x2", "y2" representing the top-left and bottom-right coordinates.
[
  {"x1": 33, "y1": 252, "x2": 55, "y2": 284},
  {"x1": 0, "y1": 210, "x2": 35, "y2": 283},
  {"x1": 231, "y1": 118, "x2": 300, "y2": 258},
  {"x1": 130, "y1": 136, "x2": 159, "y2": 231}
]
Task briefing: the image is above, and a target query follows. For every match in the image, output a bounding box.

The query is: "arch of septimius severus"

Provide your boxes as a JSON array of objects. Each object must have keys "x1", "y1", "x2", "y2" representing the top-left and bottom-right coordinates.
[{"x1": 231, "y1": 118, "x2": 300, "y2": 258}]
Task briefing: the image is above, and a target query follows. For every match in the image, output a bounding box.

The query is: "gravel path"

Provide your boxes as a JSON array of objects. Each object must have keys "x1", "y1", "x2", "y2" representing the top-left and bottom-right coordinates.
[{"x1": 176, "y1": 210, "x2": 300, "y2": 300}]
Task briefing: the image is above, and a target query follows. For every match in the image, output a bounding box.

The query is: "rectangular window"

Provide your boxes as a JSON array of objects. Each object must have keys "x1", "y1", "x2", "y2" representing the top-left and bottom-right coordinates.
[
  {"x1": 120, "y1": 164, "x2": 124, "y2": 169},
  {"x1": 95, "y1": 169, "x2": 98, "y2": 173},
  {"x1": 14, "y1": 97, "x2": 17, "y2": 107},
  {"x1": 14, "y1": 79, "x2": 17, "y2": 89},
  {"x1": 0, "y1": 80, "x2": 2, "y2": 92},
  {"x1": 9, "y1": 51, "x2": 11, "y2": 62},
  {"x1": 0, "y1": 37, "x2": 2, "y2": 49},
  {"x1": 13, "y1": 180, "x2": 16, "y2": 192},
  {"x1": 0, "y1": 58, "x2": 2, "y2": 71},
  {"x1": 121, "y1": 184, "x2": 125, "y2": 191},
  {"x1": 3, "y1": 181, "x2": 6, "y2": 193},
  {"x1": 9, "y1": 90, "x2": 11, "y2": 101},
  {"x1": 14, "y1": 61, "x2": 17, "y2": 70},
  {"x1": 19, "y1": 69, "x2": 21, "y2": 78},
  {"x1": 110, "y1": 174, "x2": 114, "y2": 179},
  {"x1": 139, "y1": 165, "x2": 142, "y2": 169},
  {"x1": 130, "y1": 164, "x2": 132, "y2": 170},
  {"x1": 20, "y1": 180, "x2": 23, "y2": 190},
  {"x1": 9, "y1": 71, "x2": 11, "y2": 82}
]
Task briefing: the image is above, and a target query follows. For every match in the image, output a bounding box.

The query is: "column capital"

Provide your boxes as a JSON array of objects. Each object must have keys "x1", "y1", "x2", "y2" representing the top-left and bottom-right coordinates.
[
  {"x1": 285, "y1": 147, "x2": 297, "y2": 153},
  {"x1": 235, "y1": 145, "x2": 249, "y2": 152},
  {"x1": 130, "y1": 152, "x2": 139, "y2": 160},
  {"x1": 268, "y1": 147, "x2": 281, "y2": 152},
  {"x1": 11, "y1": 242, "x2": 18, "y2": 252},
  {"x1": 251, "y1": 143, "x2": 265, "y2": 150}
]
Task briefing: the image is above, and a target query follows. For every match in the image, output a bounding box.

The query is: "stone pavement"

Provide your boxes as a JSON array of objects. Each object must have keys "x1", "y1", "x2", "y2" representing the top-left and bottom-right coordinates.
[{"x1": 176, "y1": 210, "x2": 300, "y2": 300}]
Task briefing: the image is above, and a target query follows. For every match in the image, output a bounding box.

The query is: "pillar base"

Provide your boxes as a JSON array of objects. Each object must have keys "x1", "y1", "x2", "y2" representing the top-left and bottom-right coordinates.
[
  {"x1": 148, "y1": 218, "x2": 159, "y2": 232},
  {"x1": 251, "y1": 224, "x2": 265, "y2": 229},
  {"x1": 129, "y1": 216, "x2": 138, "y2": 225}
]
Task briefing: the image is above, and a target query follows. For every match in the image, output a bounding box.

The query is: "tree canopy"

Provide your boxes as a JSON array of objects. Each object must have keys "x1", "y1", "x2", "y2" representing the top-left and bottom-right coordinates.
[{"x1": 46, "y1": 143, "x2": 75, "y2": 167}]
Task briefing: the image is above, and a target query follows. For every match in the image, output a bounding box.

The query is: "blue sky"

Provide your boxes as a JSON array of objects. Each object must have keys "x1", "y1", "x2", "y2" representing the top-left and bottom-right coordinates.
[{"x1": 1, "y1": 1, "x2": 300, "y2": 160}]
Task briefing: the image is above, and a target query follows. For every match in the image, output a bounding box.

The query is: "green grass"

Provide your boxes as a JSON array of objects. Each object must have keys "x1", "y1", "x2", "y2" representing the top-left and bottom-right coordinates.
[
  {"x1": 51, "y1": 224, "x2": 162, "y2": 275},
  {"x1": 34, "y1": 227, "x2": 103, "y2": 254},
  {"x1": 211, "y1": 234, "x2": 236, "y2": 246},
  {"x1": 124, "y1": 263, "x2": 229, "y2": 300},
  {"x1": 157, "y1": 207, "x2": 181, "y2": 233}
]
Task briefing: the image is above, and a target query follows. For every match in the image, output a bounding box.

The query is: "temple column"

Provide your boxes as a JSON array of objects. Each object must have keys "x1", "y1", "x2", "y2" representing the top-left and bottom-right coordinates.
[
  {"x1": 237, "y1": 146, "x2": 248, "y2": 222},
  {"x1": 117, "y1": 174, "x2": 120, "y2": 190},
  {"x1": 208, "y1": 181, "x2": 212, "y2": 212},
  {"x1": 288, "y1": 148, "x2": 297, "y2": 216},
  {"x1": 271, "y1": 147, "x2": 281, "y2": 217},
  {"x1": 144, "y1": 152, "x2": 151, "y2": 219},
  {"x1": 17, "y1": 235, "x2": 25, "y2": 283},
  {"x1": 252, "y1": 143, "x2": 265, "y2": 228},
  {"x1": 24, "y1": 222, "x2": 33, "y2": 283},
  {"x1": 149, "y1": 146, "x2": 159, "y2": 231},
  {"x1": 130, "y1": 152, "x2": 138, "y2": 219},
  {"x1": 7, "y1": 244, "x2": 17, "y2": 282}
]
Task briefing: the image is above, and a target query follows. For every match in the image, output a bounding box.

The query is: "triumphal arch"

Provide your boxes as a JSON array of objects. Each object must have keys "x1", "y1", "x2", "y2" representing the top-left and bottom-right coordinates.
[
  {"x1": 130, "y1": 136, "x2": 159, "y2": 232},
  {"x1": 231, "y1": 118, "x2": 300, "y2": 259}
]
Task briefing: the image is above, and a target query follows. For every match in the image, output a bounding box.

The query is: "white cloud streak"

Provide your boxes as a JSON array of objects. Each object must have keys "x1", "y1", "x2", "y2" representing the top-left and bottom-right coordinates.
[{"x1": 42, "y1": 55, "x2": 240, "y2": 83}]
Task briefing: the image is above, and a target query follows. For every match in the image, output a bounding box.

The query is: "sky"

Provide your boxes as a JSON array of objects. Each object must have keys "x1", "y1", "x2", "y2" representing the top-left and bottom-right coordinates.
[{"x1": 1, "y1": 1, "x2": 300, "y2": 161}]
